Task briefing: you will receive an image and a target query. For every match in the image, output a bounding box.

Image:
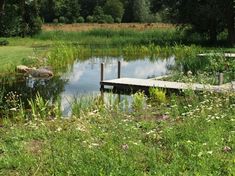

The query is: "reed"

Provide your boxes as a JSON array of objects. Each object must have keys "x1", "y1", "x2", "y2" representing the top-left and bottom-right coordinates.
[{"x1": 33, "y1": 28, "x2": 185, "y2": 47}]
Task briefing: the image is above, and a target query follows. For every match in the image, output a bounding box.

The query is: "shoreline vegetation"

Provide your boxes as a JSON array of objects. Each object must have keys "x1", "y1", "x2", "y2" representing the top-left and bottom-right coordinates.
[
  {"x1": 0, "y1": 90, "x2": 234, "y2": 175},
  {"x1": 0, "y1": 23, "x2": 234, "y2": 175},
  {"x1": 0, "y1": 23, "x2": 233, "y2": 73}
]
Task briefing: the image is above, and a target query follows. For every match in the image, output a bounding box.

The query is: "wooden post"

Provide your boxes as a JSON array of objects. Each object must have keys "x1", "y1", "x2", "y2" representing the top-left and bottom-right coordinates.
[
  {"x1": 232, "y1": 81, "x2": 235, "y2": 90},
  {"x1": 118, "y1": 61, "x2": 121, "y2": 79},
  {"x1": 100, "y1": 63, "x2": 104, "y2": 90},
  {"x1": 218, "y1": 72, "x2": 224, "y2": 85}
]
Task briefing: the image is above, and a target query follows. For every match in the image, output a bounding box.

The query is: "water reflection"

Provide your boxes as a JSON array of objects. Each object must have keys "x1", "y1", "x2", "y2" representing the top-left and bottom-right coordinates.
[
  {"x1": 60, "y1": 56, "x2": 174, "y2": 115},
  {"x1": 0, "y1": 76, "x2": 68, "y2": 114},
  {"x1": 0, "y1": 56, "x2": 174, "y2": 116}
]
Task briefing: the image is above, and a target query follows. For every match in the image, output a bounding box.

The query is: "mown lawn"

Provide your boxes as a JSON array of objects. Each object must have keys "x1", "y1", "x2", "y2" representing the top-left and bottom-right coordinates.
[{"x1": 0, "y1": 46, "x2": 34, "y2": 72}]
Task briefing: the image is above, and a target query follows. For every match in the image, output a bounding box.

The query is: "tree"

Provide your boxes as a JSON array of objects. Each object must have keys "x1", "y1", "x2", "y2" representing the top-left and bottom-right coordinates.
[
  {"x1": 0, "y1": 0, "x2": 42, "y2": 37},
  {"x1": 104, "y1": 0, "x2": 124, "y2": 22},
  {"x1": 218, "y1": 0, "x2": 235, "y2": 44},
  {"x1": 80, "y1": 0, "x2": 106, "y2": 18},
  {"x1": 150, "y1": 0, "x2": 164, "y2": 13},
  {"x1": 121, "y1": 0, "x2": 135, "y2": 22},
  {"x1": 165, "y1": 0, "x2": 235, "y2": 44},
  {"x1": 93, "y1": 6, "x2": 105, "y2": 23},
  {"x1": 62, "y1": 0, "x2": 80, "y2": 23},
  {"x1": 133, "y1": 0, "x2": 151, "y2": 22},
  {"x1": 24, "y1": 0, "x2": 42, "y2": 36}
]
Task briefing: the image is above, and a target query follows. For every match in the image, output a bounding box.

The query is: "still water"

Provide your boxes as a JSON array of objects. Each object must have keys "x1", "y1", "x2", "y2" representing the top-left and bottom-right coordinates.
[
  {"x1": 1, "y1": 56, "x2": 174, "y2": 116},
  {"x1": 60, "y1": 56, "x2": 174, "y2": 114}
]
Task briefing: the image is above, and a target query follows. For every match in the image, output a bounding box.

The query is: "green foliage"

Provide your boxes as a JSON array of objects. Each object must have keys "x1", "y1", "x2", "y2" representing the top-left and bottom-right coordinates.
[
  {"x1": 0, "y1": 90, "x2": 234, "y2": 175},
  {"x1": 103, "y1": 15, "x2": 114, "y2": 23},
  {"x1": 77, "y1": 16, "x2": 84, "y2": 23},
  {"x1": 93, "y1": 6, "x2": 106, "y2": 23},
  {"x1": 104, "y1": 0, "x2": 124, "y2": 22},
  {"x1": 132, "y1": 92, "x2": 146, "y2": 111},
  {"x1": 164, "y1": 0, "x2": 235, "y2": 44},
  {"x1": 59, "y1": 16, "x2": 67, "y2": 24},
  {"x1": 0, "y1": 5, "x2": 22, "y2": 37},
  {"x1": 63, "y1": 0, "x2": 81, "y2": 23},
  {"x1": 0, "y1": 40, "x2": 9, "y2": 46},
  {"x1": 86, "y1": 15, "x2": 94, "y2": 23},
  {"x1": 46, "y1": 42, "x2": 90, "y2": 70},
  {"x1": 0, "y1": 46, "x2": 35, "y2": 72},
  {"x1": 133, "y1": 0, "x2": 151, "y2": 22},
  {"x1": 115, "y1": 17, "x2": 121, "y2": 23},
  {"x1": 204, "y1": 54, "x2": 235, "y2": 73},
  {"x1": 149, "y1": 87, "x2": 167, "y2": 103},
  {"x1": 28, "y1": 93, "x2": 49, "y2": 119},
  {"x1": 0, "y1": 0, "x2": 42, "y2": 37},
  {"x1": 37, "y1": 0, "x2": 170, "y2": 24},
  {"x1": 29, "y1": 17, "x2": 42, "y2": 35}
]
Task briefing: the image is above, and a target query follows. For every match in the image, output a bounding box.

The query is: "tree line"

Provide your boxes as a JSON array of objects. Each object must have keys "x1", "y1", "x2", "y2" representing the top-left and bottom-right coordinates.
[{"x1": 0, "y1": 0, "x2": 234, "y2": 44}]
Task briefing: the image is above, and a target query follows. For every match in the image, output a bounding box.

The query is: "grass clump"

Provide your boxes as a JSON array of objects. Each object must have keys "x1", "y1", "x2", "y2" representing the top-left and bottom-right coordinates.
[{"x1": 149, "y1": 88, "x2": 167, "y2": 103}]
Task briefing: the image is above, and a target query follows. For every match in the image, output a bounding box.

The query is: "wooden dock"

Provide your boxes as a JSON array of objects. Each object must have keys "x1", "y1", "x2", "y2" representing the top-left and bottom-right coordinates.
[
  {"x1": 198, "y1": 53, "x2": 235, "y2": 58},
  {"x1": 100, "y1": 61, "x2": 234, "y2": 93},
  {"x1": 101, "y1": 78, "x2": 234, "y2": 93}
]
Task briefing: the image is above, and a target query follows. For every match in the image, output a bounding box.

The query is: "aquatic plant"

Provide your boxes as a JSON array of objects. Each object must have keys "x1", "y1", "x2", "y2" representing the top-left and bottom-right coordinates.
[
  {"x1": 149, "y1": 87, "x2": 167, "y2": 103},
  {"x1": 47, "y1": 42, "x2": 78, "y2": 70},
  {"x1": 132, "y1": 91, "x2": 147, "y2": 111},
  {"x1": 27, "y1": 92, "x2": 60, "y2": 120}
]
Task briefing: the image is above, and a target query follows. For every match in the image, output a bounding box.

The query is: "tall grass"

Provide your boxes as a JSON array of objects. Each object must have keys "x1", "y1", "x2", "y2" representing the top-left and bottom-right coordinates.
[
  {"x1": 0, "y1": 89, "x2": 234, "y2": 175},
  {"x1": 46, "y1": 42, "x2": 204, "y2": 71},
  {"x1": 34, "y1": 29, "x2": 184, "y2": 47}
]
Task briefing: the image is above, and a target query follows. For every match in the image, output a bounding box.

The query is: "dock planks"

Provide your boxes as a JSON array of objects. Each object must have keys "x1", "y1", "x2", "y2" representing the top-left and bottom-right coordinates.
[
  {"x1": 198, "y1": 53, "x2": 235, "y2": 58},
  {"x1": 101, "y1": 78, "x2": 234, "y2": 92}
]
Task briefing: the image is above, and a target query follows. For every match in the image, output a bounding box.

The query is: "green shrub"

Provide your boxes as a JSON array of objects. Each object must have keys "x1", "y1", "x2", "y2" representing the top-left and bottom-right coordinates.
[
  {"x1": 77, "y1": 16, "x2": 85, "y2": 23},
  {"x1": 93, "y1": 6, "x2": 106, "y2": 23},
  {"x1": 104, "y1": 0, "x2": 124, "y2": 22},
  {"x1": 115, "y1": 17, "x2": 121, "y2": 23},
  {"x1": 59, "y1": 16, "x2": 67, "y2": 23},
  {"x1": 29, "y1": 17, "x2": 42, "y2": 35},
  {"x1": 86, "y1": 16, "x2": 94, "y2": 23},
  {"x1": 0, "y1": 40, "x2": 9, "y2": 46},
  {"x1": 53, "y1": 18, "x2": 59, "y2": 24},
  {"x1": 104, "y1": 15, "x2": 114, "y2": 23}
]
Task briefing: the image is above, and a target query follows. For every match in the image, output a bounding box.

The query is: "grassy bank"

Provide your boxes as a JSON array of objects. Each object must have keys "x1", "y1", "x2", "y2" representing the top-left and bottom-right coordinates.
[
  {"x1": 2, "y1": 28, "x2": 180, "y2": 47},
  {"x1": 0, "y1": 25, "x2": 232, "y2": 72},
  {"x1": 0, "y1": 27, "x2": 184, "y2": 72},
  {"x1": 0, "y1": 46, "x2": 34, "y2": 72},
  {"x1": 0, "y1": 91, "x2": 234, "y2": 175}
]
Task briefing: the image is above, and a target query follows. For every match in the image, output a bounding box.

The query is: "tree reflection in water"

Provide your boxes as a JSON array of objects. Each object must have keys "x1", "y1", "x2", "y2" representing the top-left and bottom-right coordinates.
[{"x1": 0, "y1": 75, "x2": 68, "y2": 111}]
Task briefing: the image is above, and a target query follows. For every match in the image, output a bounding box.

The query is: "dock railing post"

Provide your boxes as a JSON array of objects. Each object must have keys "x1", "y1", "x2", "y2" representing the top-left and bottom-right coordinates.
[
  {"x1": 100, "y1": 63, "x2": 104, "y2": 90},
  {"x1": 118, "y1": 61, "x2": 121, "y2": 79},
  {"x1": 218, "y1": 72, "x2": 224, "y2": 85}
]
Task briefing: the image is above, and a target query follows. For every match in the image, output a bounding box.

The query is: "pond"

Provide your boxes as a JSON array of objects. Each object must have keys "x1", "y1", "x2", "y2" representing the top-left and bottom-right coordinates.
[{"x1": 0, "y1": 56, "x2": 175, "y2": 116}]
